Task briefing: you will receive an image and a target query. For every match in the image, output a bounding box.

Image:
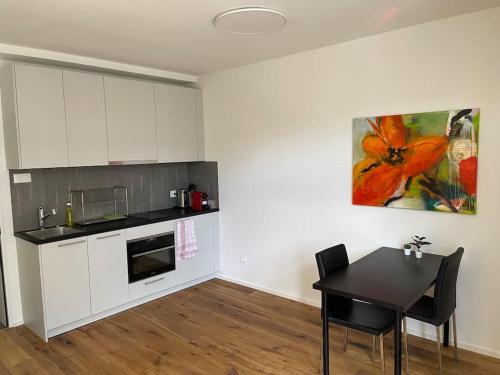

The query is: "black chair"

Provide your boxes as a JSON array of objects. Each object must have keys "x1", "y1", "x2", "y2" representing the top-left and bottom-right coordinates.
[
  {"x1": 404, "y1": 247, "x2": 464, "y2": 374},
  {"x1": 316, "y1": 244, "x2": 397, "y2": 374}
]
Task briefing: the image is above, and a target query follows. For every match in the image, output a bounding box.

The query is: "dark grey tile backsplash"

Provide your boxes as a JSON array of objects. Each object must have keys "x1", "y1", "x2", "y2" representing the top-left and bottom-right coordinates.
[
  {"x1": 10, "y1": 162, "x2": 218, "y2": 232},
  {"x1": 187, "y1": 161, "x2": 219, "y2": 203}
]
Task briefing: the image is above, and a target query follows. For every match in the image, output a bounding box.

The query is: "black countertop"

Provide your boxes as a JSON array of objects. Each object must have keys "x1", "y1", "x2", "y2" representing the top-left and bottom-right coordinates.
[{"x1": 15, "y1": 207, "x2": 219, "y2": 245}]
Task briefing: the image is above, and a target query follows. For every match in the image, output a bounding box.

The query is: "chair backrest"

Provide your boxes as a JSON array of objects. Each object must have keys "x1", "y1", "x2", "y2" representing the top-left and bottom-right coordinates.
[
  {"x1": 315, "y1": 244, "x2": 349, "y2": 279},
  {"x1": 434, "y1": 247, "x2": 464, "y2": 325}
]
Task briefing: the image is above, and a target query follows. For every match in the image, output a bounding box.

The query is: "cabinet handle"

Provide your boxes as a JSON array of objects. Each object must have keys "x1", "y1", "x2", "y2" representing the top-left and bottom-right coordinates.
[
  {"x1": 145, "y1": 277, "x2": 165, "y2": 285},
  {"x1": 96, "y1": 233, "x2": 121, "y2": 240},
  {"x1": 58, "y1": 239, "x2": 86, "y2": 247}
]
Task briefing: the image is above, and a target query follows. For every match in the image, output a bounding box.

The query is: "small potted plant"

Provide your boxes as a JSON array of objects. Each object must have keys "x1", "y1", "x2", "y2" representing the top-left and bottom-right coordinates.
[
  {"x1": 410, "y1": 236, "x2": 431, "y2": 259},
  {"x1": 403, "y1": 243, "x2": 412, "y2": 256}
]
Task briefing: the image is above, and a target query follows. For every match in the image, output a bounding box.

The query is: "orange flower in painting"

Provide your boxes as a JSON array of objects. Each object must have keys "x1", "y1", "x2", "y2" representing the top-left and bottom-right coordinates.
[{"x1": 353, "y1": 115, "x2": 448, "y2": 206}]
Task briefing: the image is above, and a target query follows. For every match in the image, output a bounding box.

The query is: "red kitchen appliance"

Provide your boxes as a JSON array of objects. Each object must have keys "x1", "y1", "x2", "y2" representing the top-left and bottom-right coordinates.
[
  {"x1": 191, "y1": 191, "x2": 203, "y2": 211},
  {"x1": 191, "y1": 191, "x2": 209, "y2": 211}
]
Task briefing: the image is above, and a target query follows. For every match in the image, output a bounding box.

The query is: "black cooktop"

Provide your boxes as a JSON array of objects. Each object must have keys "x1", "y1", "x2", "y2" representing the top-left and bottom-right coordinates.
[{"x1": 128, "y1": 212, "x2": 173, "y2": 221}]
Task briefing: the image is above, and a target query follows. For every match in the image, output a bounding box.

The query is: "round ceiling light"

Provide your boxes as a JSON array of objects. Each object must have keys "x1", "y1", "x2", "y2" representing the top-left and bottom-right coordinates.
[{"x1": 214, "y1": 7, "x2": 287, "y2": 35}]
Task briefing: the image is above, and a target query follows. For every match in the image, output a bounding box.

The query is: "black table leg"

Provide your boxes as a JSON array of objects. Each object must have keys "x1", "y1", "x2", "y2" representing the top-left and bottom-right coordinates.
[
  {"x1": 394, "y1": 311, "x2": 402, "y2": 375},
  {"x1": 322, "y1": 292, "x2": 329, "y2": 375},
  {"x1": 444, "y1": 320, "x2": 450, "y2": 347}
]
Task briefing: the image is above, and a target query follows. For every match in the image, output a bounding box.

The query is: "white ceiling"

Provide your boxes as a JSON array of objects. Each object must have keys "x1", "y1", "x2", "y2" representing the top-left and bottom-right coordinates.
[{"x1": 1, "y1": 0, "x2": 499, "y2": 75}]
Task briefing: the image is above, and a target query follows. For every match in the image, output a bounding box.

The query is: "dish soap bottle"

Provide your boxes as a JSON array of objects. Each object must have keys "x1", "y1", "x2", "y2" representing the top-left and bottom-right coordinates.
[{"x1": 65, "y1": 201, "x2": 74, "y2": 227}]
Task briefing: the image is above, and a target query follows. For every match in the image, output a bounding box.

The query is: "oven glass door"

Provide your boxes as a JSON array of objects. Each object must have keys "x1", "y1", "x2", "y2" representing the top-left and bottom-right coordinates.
[{"x1": 128, "y1": 233, "x2": 175, "y2": 283}]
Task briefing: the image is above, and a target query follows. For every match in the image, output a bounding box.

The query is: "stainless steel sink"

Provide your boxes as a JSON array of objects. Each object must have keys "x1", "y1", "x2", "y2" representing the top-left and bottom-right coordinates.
[{"x1": 24, "y1": 226, "x2": 83, "y2": 240}]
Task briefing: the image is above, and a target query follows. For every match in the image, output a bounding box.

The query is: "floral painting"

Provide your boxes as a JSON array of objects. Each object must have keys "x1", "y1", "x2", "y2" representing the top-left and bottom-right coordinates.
[{"x1": 352, "y1": 109, "x2": 479, "y2": 214}]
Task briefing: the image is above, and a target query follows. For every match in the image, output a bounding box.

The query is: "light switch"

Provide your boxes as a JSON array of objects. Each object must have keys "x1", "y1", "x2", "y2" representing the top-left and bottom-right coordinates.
[{"x1": 13, "y1": 173, "x2": 31, "y2": 184}]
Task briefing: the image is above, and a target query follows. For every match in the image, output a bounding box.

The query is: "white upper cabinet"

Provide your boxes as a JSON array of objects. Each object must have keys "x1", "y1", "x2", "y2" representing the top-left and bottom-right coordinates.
[
  {"x1": 13, "y1": 64, "x2": 69, "y2": 168},
  {"x1": 195, "y1": 89, "x2": 205, "y2": 161},
  {"x1": 155, "y1": 84, "x2": 202, "y2": 162},
  {"x1": 104, "y1": 77, "x2": 158, "y2": 163},
  {"x1": 0, "y1": 63, "x2": 205, "y2": 169},
  {"x1": 63, "y1": 71, "x2": 108, "y2": 166}
]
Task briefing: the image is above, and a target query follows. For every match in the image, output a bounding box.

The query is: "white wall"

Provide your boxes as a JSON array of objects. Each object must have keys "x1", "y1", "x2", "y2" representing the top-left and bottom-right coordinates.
[
  {"x1": 0, "y1": 63, "x2": 23, "y2": 326},
  {"x1": 201, "y1": 8, "x2": 500, "y2": 357}
]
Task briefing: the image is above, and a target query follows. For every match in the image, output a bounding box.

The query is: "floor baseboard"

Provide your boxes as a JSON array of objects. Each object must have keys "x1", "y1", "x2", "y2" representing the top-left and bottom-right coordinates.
[
  {"x1": 216, "y1": 273, "x2": 320, "y2": 307},
  {"x1": 216, "y1": 273, "x2": 500, "y2": 360},
  {"x1": 9, "y1": 319, "x2": 23, "y2": 328}
]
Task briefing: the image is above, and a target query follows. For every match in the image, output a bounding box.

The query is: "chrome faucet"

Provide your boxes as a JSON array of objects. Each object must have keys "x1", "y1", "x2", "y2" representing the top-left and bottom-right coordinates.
[{"x1": 38, "y1": 206, "x2": 56, "y2": 229}]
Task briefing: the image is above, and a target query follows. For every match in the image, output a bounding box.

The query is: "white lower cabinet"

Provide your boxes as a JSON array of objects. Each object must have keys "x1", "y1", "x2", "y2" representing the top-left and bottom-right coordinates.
[
  {"x1": 87, "y1": 230, "x2": 129, "y2": 314},
  {"x1": 129, "y1": 272, "x2": 177, "y2": 301},
  {"x1": 18, "y1": 213, "x2": 219, "y2": 341},
  {"x1": 40, "y1": 238, "x2": 91, "y2": 330},
  {"x1": 175, "y1": 214, "x2": 217, "y2": 285}
]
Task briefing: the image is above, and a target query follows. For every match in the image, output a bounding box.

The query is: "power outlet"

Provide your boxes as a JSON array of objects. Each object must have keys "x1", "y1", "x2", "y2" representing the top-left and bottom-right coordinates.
[
  {"x1": 240, "y1": 256, "x2": 247, "y2": 263},
  {"x1": 170, "y1": 190, "x2": 177, "y2": 198}
]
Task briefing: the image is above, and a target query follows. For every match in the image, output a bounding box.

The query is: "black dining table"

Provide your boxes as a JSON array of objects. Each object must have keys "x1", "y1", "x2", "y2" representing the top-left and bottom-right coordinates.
[{"x1": 313, "y1": 247, "x2": 445, "y2": 375}]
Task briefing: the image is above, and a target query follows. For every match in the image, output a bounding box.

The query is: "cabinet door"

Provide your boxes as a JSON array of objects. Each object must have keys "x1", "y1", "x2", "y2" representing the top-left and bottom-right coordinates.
[
  {"x1": 195, "y1": 89, "x2": 205, "y2": 161},
  {"x1": 63, "y1": 71, "x2": 108, "y2": 166},
  {"x1": 175, "y1": 214, "x2": 215, "y2": 285},
  {"x1": 14, "y1": 64, "x2": 68, "y2": 168},
  {"x1": 40, "y1": 238, "x2": 91, "y2": 330},
  {"x1": 104, "y1": 77, "x2": 157, "y2": 163},
  {"x1": 155, "y1": 84, "x2": 199, "y2": 162},
  {"x1": 129, "y1": 272, "x2": 177, "y2": 302},
  {"x1": 87, "y1": 230, "x2": 129, "y2": 314}
]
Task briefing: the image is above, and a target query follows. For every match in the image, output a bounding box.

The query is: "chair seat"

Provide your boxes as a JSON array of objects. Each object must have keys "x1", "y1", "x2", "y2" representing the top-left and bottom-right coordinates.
[
  {"x1": 405, "y1": 295, "x2": 437, "y2": 325},
  {"x1": 326, "y1": 296, "x2": 395, "y2": 336}
]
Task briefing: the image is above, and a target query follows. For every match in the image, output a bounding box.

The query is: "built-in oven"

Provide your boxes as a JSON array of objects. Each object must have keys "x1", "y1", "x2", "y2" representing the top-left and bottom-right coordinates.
[{"x1": 127, "y1": 231, "x2": 175, "y2": 283}]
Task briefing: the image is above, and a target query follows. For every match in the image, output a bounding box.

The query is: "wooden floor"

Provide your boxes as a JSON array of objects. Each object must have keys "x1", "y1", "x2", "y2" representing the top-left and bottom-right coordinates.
[{"x1": 0, "y1": 279, "x2": 498, "y2": 374}]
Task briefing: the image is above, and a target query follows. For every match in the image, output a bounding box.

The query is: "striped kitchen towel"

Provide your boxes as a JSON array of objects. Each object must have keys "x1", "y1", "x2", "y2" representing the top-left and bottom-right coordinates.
[{"x1": 176, "y1": 219, "x2": 198, "y2": 260}]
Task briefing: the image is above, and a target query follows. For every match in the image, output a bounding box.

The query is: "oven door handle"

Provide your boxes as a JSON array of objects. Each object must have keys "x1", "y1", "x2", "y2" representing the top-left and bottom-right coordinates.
[{"x1": 131, "y1": 245, "x2": 175, "y2": 258}]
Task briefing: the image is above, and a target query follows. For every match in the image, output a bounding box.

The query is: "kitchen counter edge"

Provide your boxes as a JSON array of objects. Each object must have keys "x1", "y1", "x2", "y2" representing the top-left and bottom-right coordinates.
[{"x1": 15, "y1": 208, "x2": 219, "y2": 245}]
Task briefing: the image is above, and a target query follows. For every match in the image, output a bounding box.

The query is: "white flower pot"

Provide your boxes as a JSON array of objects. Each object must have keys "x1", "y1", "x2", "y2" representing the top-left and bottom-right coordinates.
[
  {"x1": 415, "y1": 251, "x2": 423, "y2": 259},
  {"x1": 404, "y1": 248, "x2": 412, "y2": 256}
]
